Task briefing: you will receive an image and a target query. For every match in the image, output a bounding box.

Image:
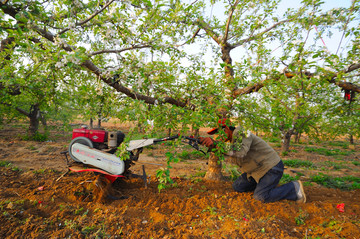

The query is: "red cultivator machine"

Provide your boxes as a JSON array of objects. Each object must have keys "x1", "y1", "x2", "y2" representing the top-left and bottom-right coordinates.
[{"x1": 62, "y1": 125, "x2": 204, "y2": 184}]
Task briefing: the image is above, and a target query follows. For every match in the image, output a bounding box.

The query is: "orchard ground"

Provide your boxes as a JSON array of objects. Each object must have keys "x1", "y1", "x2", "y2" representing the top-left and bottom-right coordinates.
[{"x1": 0, "y1": 121, "x2": 359, "y2": 239}]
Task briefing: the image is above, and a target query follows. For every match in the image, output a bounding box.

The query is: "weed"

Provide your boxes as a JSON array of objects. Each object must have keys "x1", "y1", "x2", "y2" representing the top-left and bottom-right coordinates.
[
  {"x1": 281, "y1": 151, "x2": 289, "y2": 156},
  {"x1": 0, "y1": 161, "x2": 11, "y2": 167},
  {"x1": 319, "y1": 161, "x2": 346, "y2": 170},
  {"x1": 283, "y1": 159, "x2": 315, "y2": 168},
  {"x1": 26, "y1": 145, "x2": 37, "y2": 150},
  {"x1": 327, "y1": 141, "x2": 349, "y2": 149},
  {"x1": 81, "y1": 225, "x2": 97, "y2": 235},
  {"x1": 310, "y1": 173, "x2": 360, "y2": 190},
  {"x1": 191, "y1": 177, "x2": 203, "y2": 183},
  {"x1": 224, "y1": 165, "x2": 241, "y2": 181},
  {"x1": 64, "y1": 219, "x2": 78, "y2": 230},
  {"x1": 295, "y1": 209, "x2": 309, "y2": 225},
  {"x1": 190, "y1": 150, "x2": 206, "y2": 159},
  {"x1": 267, "y1": 137, "x2": 281, "y2": 143},
  {"x1": 202, "y1": 206, "x2": 217, "y2": 215},
  {"x1": 33, "y1": 169, "x2": 46, "y2": 174},
  {"x1": 280, "y1": 174, "x2": 299, "y2": 184},
  {"x1": 323, "y1": 220, "x2": 343, "y2": 233},
  {"x1": 178, "y1": 151, "x2": 190, "y2": 160},
  {"x1": 22, "y1": 132, "x2": 48, "y2": 142},
  {"x1": 74, "y1": 207, "x2": 84, "y2": 215},
  {"x1": 305, "y1": 147, "x2": 352, "y2": 156},
  {"x1": 11, "y1": 166, "x2": 22, "y2": 172}
]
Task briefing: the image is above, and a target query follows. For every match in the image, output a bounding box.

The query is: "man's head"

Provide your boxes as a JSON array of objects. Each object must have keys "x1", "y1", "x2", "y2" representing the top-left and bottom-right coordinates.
[{"x1": 207, "y1": 118, "x2": 235, "y2": 142}]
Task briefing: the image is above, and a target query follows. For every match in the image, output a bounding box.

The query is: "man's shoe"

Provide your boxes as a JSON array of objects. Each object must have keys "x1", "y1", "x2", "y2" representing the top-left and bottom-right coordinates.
[{"x1": 294, "y1": 180, "x2": 306, "y2": 203}]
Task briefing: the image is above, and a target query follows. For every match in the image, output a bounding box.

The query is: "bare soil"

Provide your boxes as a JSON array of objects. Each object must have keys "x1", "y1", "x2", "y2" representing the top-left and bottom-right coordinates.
[{"x1": 0, "y1": 123, "x2": 359, "y2": 239}]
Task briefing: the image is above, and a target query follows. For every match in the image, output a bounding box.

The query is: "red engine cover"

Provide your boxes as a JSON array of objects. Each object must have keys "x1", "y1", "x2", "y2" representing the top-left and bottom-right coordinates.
[{"x1": 72, "y1": 128, "x2": 108, "y2": 143}]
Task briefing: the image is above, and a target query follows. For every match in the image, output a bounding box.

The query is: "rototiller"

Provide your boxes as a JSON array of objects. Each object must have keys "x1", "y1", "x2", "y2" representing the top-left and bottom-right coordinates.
[{"x1": 62, "y1": 125, "x2": 205, "y2": 183}]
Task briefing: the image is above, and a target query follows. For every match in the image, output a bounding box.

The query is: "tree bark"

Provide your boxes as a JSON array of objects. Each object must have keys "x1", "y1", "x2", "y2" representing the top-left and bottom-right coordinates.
[
  {"x1": 281, "y1": 131, "x2": 292, "y2": 152},
  {"x1": 204, "y1": 153, "x2": 224, "y2": 181},
  {"x1": 28, "y1": 104, "x2": 40, "y2": 136},
  {"x1": 90, "y1": 118, "x2": 94, "y2": 128},
  {"x1": 349, "y1": 134, "x2": 354, "y2": 145},
  {"x1": 294, "y1": 132, "x2": 301, "y2": 143}
]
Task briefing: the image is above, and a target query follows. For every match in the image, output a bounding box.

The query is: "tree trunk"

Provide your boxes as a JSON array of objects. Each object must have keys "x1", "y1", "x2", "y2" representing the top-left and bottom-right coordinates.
[
  {"x1": 294, "y1": 132, "x2": 301, "y2": 143},
  {"x1": 90, "y1": 118, "x2": 93, "y2": 128},
  {"x1": 168, "y1": 128, "x2": 172, "y2": 137},
  {"x1": 28, "y1": 104, "x2": 40, "y2": 136},
  {"x1": 349, "y1": 134, "x2": 354, "y2": 145},
  {"x1": 281, "y1": 131, "x2": 292, "y2": 152},
  {"x1": 204, "y1": 153, "x2": 224, "y2": 181},
  {"x1": 97, "y1": 118, "x2": 102, "y2": 128},
  {"x1": 221, "y1": 44, "x2": 234, "y2": 79}
]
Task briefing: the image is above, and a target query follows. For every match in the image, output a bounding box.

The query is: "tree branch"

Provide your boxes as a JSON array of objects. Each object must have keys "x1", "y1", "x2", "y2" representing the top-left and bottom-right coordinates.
[
  {"x1": 223, "y1": 0, "x2": 240, "y2": 44},
  {"x1": 196, "y1": 18, "x2": 222, "y2": 44},
  {"x1": 89, "y1": 44, "x2": 152, "y2": 56},
  {"x1": 232, "y1": 19, "x2": 292, "y2": 48},
  {"x1": 233, "y1": 63, "x2": 360, "y2": 98},
  {"x1": 56, "y1": 0, "x2": 116, "y2": 36}
]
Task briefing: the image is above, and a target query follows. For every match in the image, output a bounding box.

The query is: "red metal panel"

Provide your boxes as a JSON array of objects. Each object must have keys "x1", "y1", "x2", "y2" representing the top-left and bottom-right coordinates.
[
  {"x1": 88, "y1": 129, "x2": 107, "y2": 143},
  {"x1": 72, "y1": 129, "x2": 107, "y2": 143},
  {"x1": 72, "y1": 129, "x2": 88, "y2": 139}
]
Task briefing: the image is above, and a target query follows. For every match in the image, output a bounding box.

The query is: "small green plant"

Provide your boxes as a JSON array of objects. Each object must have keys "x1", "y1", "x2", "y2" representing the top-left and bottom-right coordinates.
[
  {"x1": 0, "y1": 161, "x2": 12, "y2": 167},
  {"x1": 281, "y1": 151, "x2": 289, "y2": 156},
  {"x1": 74, "y1": 207, "x2": 84, "y2": 215},
  {"x1": 280, "y1": 174, "x2": 299, "y2": 184},
  {"x1": 156, "y1": 152, "x2": 180, "y2": 192},
  {"x1": 202, "y1": 206, "x2": 217, "y2": 215},
  {"x1": 310, "y1": 173, "x2": 360, "y2": 190},
  {"x1": 115, "y1": 142, "x2": 130, "y2": 161},
  {"x1": 32, "y1": 169, "x2": 46, "y2": 174},
  {"x1": 319, "y1": 161, "x2": 345, "y2": 170},
  {"x1": 11, "y1": 166, "x2": 21, "y2": 172},
  {"x1": 295, "y1": 209, "x2": 309, "y2": 225},
  {"x1": 283, "y1": 159, "x2": 315, "y2": 168},
  {"x1": 305, "y1": 147, "x2": 352, "y2": 156},
  {"x1": 26, "y1": 145, "x2": 37, "y2": 150},
  {"x1": 64, "y1": 219, "x2": 78, "y2": 230},
  {"x1": 267, "y1": 137, "x2": 281, "y2": 143},
  {"x1": 327, "y1": 141, "x2": 349, "y2": 149},
  {"x1": 81, "y1": 225, "x2": 97, "y2": 235},
  {"x1": 22, "y1": 132, "x2": 48, "y2": 142},
  {"x1": 224, "y1": 165, "x2": 241, "y2": 181},
  {"x1": 178, "y1": 151, "x2": 190, "y2": 160}
]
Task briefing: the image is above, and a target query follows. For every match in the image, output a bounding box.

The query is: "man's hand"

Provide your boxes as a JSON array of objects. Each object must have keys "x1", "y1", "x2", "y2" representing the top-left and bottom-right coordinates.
[{"x1": 199, "y1": 137, "x2": 215, "y2": 148}]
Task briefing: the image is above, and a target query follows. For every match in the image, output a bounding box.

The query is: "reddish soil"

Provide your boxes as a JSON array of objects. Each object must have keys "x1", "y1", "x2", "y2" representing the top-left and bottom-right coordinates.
[{"x1": 0, "y1": 123, "x2": 359, "y2": 238}]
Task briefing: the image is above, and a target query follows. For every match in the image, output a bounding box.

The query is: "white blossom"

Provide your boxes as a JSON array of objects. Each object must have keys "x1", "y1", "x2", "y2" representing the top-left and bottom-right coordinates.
[
  {"x1": 68, "y1": 21, "x2": 75, "y2": 29},
  {"x1": 55, "y1": 61, "x2": 64, "y2": 68},
  {"x1": 147, "y1": 120, "x2": 154, "y2": 130},
  {"x1": 137, "y1": 78, "x2": 143, "y2": 88},
  {"x1": 324, "y1": 66, "x2": 334, "y2": 72}
]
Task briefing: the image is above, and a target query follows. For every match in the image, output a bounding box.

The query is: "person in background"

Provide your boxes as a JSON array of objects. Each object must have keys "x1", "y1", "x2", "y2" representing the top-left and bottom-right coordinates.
[{"x1": 199, "y1": 119, "x2": 306, "y2": 203}]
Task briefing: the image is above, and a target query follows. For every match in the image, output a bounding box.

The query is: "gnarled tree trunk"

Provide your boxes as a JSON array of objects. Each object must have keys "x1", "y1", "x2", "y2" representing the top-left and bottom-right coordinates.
[{"x1": 204, "y1": 153, "x2": 224, "y2": 181}]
